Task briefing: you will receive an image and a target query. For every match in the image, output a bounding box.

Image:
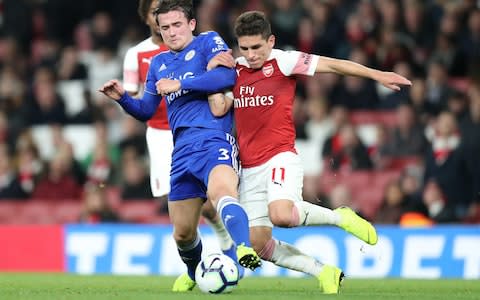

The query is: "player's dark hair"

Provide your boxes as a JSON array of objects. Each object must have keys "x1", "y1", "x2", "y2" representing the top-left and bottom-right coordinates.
[
  {"x1": 234, "y1": 11, "x2": 271, "y2": 40},
  {"x1": 154, "y1": 0, "x2": 194, "y2": 23},
  {"x1": 138, "y1": 0, "x2": 156, "y2": 22}
]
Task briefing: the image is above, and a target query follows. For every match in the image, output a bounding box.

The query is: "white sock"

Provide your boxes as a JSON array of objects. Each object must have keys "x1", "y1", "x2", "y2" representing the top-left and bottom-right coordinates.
[
  {"x1": 204, "y1": 217, "x2": 234, "y2": 251},
  {"x1": 294, "y1": 201, "x2": 341, "y2": 226},
  {"x1": 263, "y1": 239, "x2": 323, "y2": 276}
]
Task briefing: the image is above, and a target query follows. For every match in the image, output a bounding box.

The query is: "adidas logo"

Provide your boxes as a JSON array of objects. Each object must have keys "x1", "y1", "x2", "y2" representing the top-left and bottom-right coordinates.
[{"x1": 159, "y1": 64, "x2": 167, "y2": 72}]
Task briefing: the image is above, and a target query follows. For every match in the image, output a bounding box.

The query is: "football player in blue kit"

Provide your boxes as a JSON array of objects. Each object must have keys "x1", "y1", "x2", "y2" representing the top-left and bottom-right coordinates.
[{"x1": 98, "y1": 0, "x2": 260, "y2": 292}]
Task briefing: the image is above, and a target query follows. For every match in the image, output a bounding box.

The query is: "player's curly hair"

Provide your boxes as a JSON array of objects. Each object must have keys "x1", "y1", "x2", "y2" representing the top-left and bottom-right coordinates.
[
  {"x1": 154, "y1": 0, "x2": 194, "y2": 22},
  {"x1": 138, "y1": 0, "x2": 158, "y2": 23},
  {"x1": 234, "y1": 11, "x2": 272, "y2": 40}
]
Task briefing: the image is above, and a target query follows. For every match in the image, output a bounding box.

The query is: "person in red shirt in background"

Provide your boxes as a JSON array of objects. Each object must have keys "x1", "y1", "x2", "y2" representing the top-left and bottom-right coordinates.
[
  {"x1": 122, "y1": 0, "x2": 237, "y2": 266},
  {"x1": 208, "y1": 11, "x2": 411, "y2": 294}
]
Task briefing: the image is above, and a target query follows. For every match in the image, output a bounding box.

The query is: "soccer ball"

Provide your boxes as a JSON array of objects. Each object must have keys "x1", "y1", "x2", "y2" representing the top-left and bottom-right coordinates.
[{"x1": 195, "y1": 253, "x2": 239, "y2": 294}]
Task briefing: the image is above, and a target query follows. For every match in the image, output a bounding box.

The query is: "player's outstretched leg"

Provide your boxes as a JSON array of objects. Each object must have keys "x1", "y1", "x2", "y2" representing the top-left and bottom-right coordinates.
[
  {"x1": 257, "y1": 238, "x2": 343, "y2": 294},
  {"x1": 284, "y1": 201, "x2": 378, "y2": 245},
  {"x1": 317, "y1": 265, "x2": 344, "y2": 294},
  {"x1": 334, "y1": 206, "x2": 378, "y2": 245}
]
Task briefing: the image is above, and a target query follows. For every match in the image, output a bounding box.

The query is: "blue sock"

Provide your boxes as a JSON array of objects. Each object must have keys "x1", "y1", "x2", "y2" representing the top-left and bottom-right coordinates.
[
  {"x1": 178, "y1": 235, "x2": 202, "y2": 280},
  {"x1": 218, "y1": 196, "x2": 251, "y2": 247}
]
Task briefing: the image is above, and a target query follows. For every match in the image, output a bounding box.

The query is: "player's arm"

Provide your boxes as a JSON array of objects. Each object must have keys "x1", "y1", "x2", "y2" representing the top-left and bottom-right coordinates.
[
  {"x1": 208, "y1": 91, "x2": 234, "y2": 117},
  {"x1": 315, "y1": 56, "x2": 411, "y2": 91},
  {"x1": 98, "y1": 79, "x2": 160, "y2": 122},
  {"x1": 156, "y1": 66, "x2": 236, "y2": 95}
]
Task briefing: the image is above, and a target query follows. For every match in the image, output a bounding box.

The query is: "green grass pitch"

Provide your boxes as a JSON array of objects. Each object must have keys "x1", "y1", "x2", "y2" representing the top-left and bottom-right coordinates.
[{"x1": 0, "y1": 274, "x2": 478, "y2": 300}]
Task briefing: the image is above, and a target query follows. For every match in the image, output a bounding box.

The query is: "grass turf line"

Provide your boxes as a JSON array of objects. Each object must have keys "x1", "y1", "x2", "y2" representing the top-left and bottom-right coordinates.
[{"x1": 0, "y1": 274, "x2": 478, "y2": 300}]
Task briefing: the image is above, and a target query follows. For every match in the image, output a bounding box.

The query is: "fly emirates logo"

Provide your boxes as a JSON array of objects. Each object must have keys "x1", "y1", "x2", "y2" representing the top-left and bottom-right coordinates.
[{"x1": 234, "y1": 86, "x2": 274, "y2": 108}]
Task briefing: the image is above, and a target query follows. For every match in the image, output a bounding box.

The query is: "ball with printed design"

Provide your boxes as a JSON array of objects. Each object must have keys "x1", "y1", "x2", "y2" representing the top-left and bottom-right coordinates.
[{"x1": 195, "y1": 253, "x2": 239, "y2": 294}]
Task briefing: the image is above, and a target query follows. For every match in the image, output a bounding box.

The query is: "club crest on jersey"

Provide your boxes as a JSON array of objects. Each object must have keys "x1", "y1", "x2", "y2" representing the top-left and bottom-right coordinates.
[
  {"x1": 185, "y1": 50, "x2": 196, "y2": 61},
  {"x1": 262, "y1": 63, "x2": 274, "y2": 77}
]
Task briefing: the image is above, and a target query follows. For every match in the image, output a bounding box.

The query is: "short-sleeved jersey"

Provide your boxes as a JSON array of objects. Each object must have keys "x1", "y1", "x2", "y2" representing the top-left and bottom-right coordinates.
[
  {"x1": 123, "y1": 37, "x2": 169, "y2": 129},
  {"x1": 233, "y1": 49, "x2": 319, "y2": 168},
  {"x1": 144, "y1": 31, "x2": 234, "y2": 140}
]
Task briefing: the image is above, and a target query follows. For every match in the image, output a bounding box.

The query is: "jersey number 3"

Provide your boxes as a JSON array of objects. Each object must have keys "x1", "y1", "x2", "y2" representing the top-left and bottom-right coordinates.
[{"x1": 218, "y1": 148, "x2": 230, "y2": 160}]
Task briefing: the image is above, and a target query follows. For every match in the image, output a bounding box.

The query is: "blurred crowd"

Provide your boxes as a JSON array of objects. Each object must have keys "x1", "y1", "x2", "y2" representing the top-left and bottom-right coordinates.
[{"x1": 0, "y1": 0, "x2": 479, "y2": 225}]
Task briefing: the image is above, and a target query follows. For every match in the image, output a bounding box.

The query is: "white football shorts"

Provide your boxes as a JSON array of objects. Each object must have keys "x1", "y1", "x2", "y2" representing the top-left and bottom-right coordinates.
[
  {"x1": 239, "y1": 151, "x2": 304, "y2": 227},
  {"x1": 146, "y1": 127, "x2": 173, "y2": 197}
]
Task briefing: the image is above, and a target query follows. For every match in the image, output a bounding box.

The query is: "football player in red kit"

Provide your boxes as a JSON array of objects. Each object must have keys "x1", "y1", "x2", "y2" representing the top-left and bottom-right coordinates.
[{"x1": 207, "y1": 11, "x2": 411, "y2": 294}]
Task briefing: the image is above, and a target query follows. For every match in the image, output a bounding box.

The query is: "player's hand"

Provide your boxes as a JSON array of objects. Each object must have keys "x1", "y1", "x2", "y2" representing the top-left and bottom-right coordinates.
[
  {"x1": 156, "y1": 79, "x2": 181, "y2": 96},
  {"x1": 98, "y1": 79, "x2": 125, "y2": 101},
  {"x1": 375, "y1": 71, "x2": 412, "y2": 91},
  {"x1": 207, "y1": 49, "x2": 235, "y2": 70}
]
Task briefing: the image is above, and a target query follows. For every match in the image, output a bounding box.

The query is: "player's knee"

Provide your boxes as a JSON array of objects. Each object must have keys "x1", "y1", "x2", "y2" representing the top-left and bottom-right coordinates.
[
  {"x1": 173, "y1": 228, "x2": 197, "y2": 245},
  {"x1": 269, "y1": 202, "x2": 298, "y2": 228}
]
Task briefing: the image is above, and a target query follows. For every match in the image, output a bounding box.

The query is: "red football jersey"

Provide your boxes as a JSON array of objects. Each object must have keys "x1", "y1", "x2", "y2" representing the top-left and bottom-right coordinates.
[
  {"x1": 233, "y1": 49, "x2": 319, "y2": 168},
  {"x1": 123, "y1": 37, "x2": 169, "y2": 129}
]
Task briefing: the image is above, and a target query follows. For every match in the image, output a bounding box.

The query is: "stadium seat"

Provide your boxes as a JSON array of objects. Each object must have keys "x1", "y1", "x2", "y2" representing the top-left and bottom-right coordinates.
[
  {"x1": 0, "y1": 201, "x2": 22, "y2": 224},
  {"x1": 52, "y1": 201, "x2": 82, "y2": 224},
  {"x1": 17, "y1": 200, "x2": 54, "y2": 224},
  {"x1": 386, "y1": 156, "x2": 422, "y2": 171},
  {"x1": 117, "y1": 201, "x2": 159, "y2": 223}
]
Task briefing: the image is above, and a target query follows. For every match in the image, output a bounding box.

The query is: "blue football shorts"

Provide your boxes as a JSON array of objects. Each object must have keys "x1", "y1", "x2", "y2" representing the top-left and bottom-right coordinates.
[{"x1": 168, "y1": 128, "x2": 240, "y2": 201}]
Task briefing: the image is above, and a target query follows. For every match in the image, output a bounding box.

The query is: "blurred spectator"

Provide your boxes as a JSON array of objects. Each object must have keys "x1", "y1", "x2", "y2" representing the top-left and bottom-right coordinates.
[
  {"x1": 401, "y1": 0, "x2": 434, "y2": 66},
  {"x1": 425, "y1": 60, "x2": 454, "y2": 113},
  {"x1": 460, "y1": 84, "x2": 480, "y2": 220},
  {"x1": 429, "y1": 33, "x2": 467, "y2": 77},
  {"x1": 421, "y1": 180, "x2": 457, "y2": 223},
  {"x1": 375, "y1": 180, "x2": 407, "y2": 224},
  {"x1": 82, "y1": 121, "x2": 120, "y2": 185},
  {"x1": 296, "y1": 16, "x2": 315, "y2": 53},
  {"x1": 120, "y1": 149, "x2": 153, "y2": 200},
  {"x1": 369, "y1": 124, "x2": 392, "y2": 170},
  {"x1": 329, "y1": 47, "x2": 379, "y2": 109},
  {"x1": 31, "y1": 140, "x2": 83, "y2": 201},
  {"x1": 327, "y1": 184, "x2": 359, "y2": 213},
  {"x1": 0, "y1": 66, "x2": 28, "y2": 137},
  {"x1": 447, "y1": 90, "x2": 469, "y2": 123},
  {"x1": 407, "y1": 77, "x2": 437, "y2": 125},
  {"x1": 399, "y1": 166, "x2": 424, "y2": 205},
  {"x1": 323, "y1": 123, "x2": 373, "y2": 171},
  {"x1": 25, "y1": 66, "x2": 67, "y2": 126},
  {"x1": 424, "y1": 111, "x2": 471, "y2": 218},
  {"x1": 79, "y1": 184, "x2": 121, "y2": 223},
  {"x1": 56, "y1": 45, "x2": 88, "y2": 81},
  {"x1": 14, "y1": 131, "x2": 45, "y2": 195},
  {"x1": 462, "y1": 9, "x2": 480, "y2": 75},
  {"x1": 386, "y1": 103, "x2": 428, "y2": 157},
  {"x1": 377, "y1": 61, "x2": 412, "y2": 110},
  {"x1": 0, "y1": 143, "x2": 28, "y2": 200},
  {"x1": 270, "y1": 0, "x2": 303, "y2": 49},
  {"x1": 310, "y1": 1, "x2": 343, "y2": 57},
  {"x1": 117, "y1": 116, "x2": 147, "y2": 156}
]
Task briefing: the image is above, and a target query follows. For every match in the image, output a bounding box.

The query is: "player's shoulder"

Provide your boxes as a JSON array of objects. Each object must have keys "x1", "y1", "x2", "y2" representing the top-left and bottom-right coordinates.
[
  {"x1": 198, "y1": 30, "x2": 222, "y2": 39},
  {"x1": 197, "y1": 31, "x2": 226, "y2": 45},
  {"x1": 269, "y1": 48, "x2": 303, "y2": 60}
]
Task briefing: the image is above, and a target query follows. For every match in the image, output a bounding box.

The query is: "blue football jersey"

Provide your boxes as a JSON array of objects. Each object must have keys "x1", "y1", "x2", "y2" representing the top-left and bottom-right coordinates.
[{"x1": 144, "y1": 31, "x2": 234, "y2": 139}]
